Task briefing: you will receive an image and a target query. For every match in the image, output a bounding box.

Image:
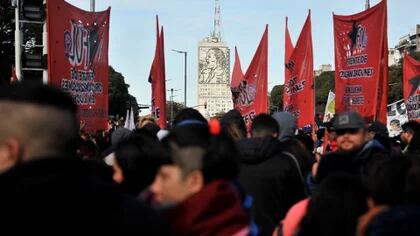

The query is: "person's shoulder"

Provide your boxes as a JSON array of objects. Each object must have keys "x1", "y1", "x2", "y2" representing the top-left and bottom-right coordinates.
[{"x1": 116, "y1": 195, "x2": 172, "y2": 235}]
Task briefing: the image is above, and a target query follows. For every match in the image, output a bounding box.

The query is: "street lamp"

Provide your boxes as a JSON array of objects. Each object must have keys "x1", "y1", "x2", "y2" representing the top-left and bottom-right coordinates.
[
  {"x1": 172, "y1": 49, "x2": 187, "y2": 107},
  {"x1": 168, "y1": 88, "x2": 180, "y2": 125}
]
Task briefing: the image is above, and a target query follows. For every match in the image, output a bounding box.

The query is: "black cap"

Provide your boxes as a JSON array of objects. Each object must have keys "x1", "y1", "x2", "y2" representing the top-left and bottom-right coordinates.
[
  {"x1": 368, "y1": 121, "x2": 389, "y2": 137},
  {"x1": 333, "y1": 111, "x2": 365, "y2": 130}
]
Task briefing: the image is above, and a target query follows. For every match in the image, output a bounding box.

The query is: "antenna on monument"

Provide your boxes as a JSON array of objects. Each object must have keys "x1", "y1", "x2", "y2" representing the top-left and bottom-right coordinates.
[
  {"x1": 212, "y1": 0, "x2": 221, "y2": 40},
  {"x1": 365, "y1": 0, "x2": 370, "y2": 10}
]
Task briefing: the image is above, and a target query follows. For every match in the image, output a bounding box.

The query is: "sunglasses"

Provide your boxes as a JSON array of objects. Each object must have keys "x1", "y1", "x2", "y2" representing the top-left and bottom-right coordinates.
[{"x1": 336, "y1": 128, "x2": 362, "y2": 136}]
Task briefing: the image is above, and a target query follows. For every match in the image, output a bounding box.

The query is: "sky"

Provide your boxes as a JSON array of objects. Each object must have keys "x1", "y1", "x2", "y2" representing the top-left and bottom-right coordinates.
[{"x1": 66, "y1": 0, "x2": 420, "y2": 109}]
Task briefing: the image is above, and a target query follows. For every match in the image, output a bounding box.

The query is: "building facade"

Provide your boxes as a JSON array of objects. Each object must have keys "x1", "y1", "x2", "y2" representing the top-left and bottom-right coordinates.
[
  {"x1": 196, "y1": 0, "x2": 232, "y2": 118},
  {"x1": 197, "y1": 37, "x2": 232, "y2": 118}
]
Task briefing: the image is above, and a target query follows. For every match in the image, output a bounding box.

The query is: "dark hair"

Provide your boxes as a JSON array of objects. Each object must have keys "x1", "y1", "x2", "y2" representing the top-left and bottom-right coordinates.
[
  {"x1": 402, "y1": 121, "x2": 420, "y2": 157},
  {"x1": 202, "y1": 131, "x2": 240, "y2": 183},
  {"x1": 114, "y1": 130, "x2": 165, "y2": 195},
  {"x1": 0, "y1": 82, "x2": 79, "y2": 156},
  {"x1": 173, "y1": 108, "x2": 207, "y2": 127},
  {"x1": 251, "y1": 113, "x2": 279, "y2": 138},
  {"x1": 298, "y1": 173, "x2": 367, "y2": 236},
  {"x1": 315, "y1": 152, "x2": 358, "y2": 183},
  {"x1": 405, "y1": 159, "x2": 420, "y2": 205},
  {"x1": 220, "y1": 109, "x2": 246, "y2": 140},
  {"x1": 142, "y1": 123, "x2": 160, "y2": 136},
  {"x1": 367, "y1": 156, "x2": 410, "y2": 205},
  {"x1": 77, "y1": 139, "x2": 98, "y2": 159},
  {"x1": 0, "y1": 82, "x2": 77, "y2": 113},
  {"x1": 164, "y1": 122, "x2": 239, "y2": 183},
  {"x1": 279, "y1": 137, "x2": 314, "y2": 177}
]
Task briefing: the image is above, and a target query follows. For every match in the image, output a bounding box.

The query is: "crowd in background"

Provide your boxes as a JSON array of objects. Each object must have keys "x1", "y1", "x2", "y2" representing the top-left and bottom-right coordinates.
[{"x1": 0, "y1": 82, "x2": 419, "y2": 235}]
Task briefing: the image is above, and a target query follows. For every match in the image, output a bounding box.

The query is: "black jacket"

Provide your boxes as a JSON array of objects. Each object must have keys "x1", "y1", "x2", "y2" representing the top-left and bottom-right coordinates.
[
  {"x1": 237, "y1": 137, "x2": 306, "y2": 236},
  {"x1": 0, "y1": 157, "x2": 171, "y2": 235}
]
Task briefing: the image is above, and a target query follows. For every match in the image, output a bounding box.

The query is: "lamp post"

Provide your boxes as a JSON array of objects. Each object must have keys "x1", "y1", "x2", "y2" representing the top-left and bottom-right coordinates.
[
  {"x1": 172, "y1": 49, "x2": 187, "y2": 107},
  {"x1": 90, "y1": 0, "x2": 95, "y2": 12},
  {"x1": 168, "y1": 88, "x2": 180, "y2": 125}
]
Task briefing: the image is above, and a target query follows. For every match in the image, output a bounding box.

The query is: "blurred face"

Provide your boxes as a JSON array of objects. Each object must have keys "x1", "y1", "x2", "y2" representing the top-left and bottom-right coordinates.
[
  {"x1": 400, "y1": 130, "x2": 413, "y2": 144},
  {"x1": 150, "y1": 165, "x2": 200, "y2": 205},
  {"x1": 336, "y1": 128, "x2": 366, "y2": 152}
]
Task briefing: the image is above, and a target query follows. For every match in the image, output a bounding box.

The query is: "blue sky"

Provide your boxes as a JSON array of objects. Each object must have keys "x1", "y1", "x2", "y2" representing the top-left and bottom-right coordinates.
[{"x1": 67, "y1": 0, "x2": 419, "y2": 108}]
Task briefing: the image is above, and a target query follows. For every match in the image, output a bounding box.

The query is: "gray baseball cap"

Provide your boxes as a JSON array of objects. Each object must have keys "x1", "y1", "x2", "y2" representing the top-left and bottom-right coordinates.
[{"x1": 333, "y1": 111, "x2": 365, "y2": 130}]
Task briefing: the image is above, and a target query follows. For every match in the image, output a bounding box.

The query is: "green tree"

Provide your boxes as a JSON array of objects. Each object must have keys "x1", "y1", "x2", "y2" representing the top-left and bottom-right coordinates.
[
  {"x1": 315, "y1": 71, "x2": 335, "y2": 113},
  {"x1": 0, "y1": 1, "x2": 14, "y2": 84},
  {"x1": 108, "y1": 66, "x2": 138, "y2": 118},
  {"x1": 166, "y1": 100, "x2": 185, "y2": 123},
  {"x1": 269, "y1": 85, "x2": 283, "y2": 114}
]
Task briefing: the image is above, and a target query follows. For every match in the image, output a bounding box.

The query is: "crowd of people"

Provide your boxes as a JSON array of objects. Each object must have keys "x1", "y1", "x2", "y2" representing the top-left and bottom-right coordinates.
[{"x1": 0, "y1": 82, "x2": 419, "y2": 235}]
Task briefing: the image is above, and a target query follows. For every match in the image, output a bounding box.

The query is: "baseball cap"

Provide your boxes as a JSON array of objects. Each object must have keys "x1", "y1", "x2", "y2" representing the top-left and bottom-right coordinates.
[{"x1": 333, "y1": 111, "x2": 365, "y2": 130}]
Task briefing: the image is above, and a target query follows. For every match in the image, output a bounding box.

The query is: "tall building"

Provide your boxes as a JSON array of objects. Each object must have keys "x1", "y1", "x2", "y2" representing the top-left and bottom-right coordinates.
[
  {"x1": 197, "y1": 0, "x2": 232, "y2": 118},
  {"x1": 314, "y1": 64, "x2": 332, "y2": 77},
  {"x1": 388, "y1": 24, "x2": 419, "y2": 66},
  {"x1": 395, "y1": 24, "x2": 420, "y2": 53}
]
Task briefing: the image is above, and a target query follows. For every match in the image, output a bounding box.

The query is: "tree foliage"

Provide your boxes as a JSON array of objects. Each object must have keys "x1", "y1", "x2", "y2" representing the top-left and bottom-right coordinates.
[
  {"x1": 108, "y1": 66, "x2": 138, "y2": 118},
  {"x1": 269, "y1": 85, "x2": 283, "y2": 114},
  {"x1": 315, "y1": 71, "x2": 335, "y2": 113},
  {"x1": 0, "y1": 1, "x2": 14, "y2": 84},
  {"x1": 166, "y1": 100, "x2": 185, "y2": 122}
]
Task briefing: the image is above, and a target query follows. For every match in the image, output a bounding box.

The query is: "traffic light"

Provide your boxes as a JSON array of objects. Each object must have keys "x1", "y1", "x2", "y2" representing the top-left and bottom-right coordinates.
[
  {"x1": 21, "y1": 0, "x2": 45, "y2": 21},
  {"x1": 204, "y1": 101, "x2": 207, "y2": 109}
]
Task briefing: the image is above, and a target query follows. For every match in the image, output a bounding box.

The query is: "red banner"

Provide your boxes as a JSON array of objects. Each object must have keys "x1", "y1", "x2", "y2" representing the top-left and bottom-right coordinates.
[
  {"x1": 403, "y1": 55, "x2": 420, "y2": 121},
  {"x1": 283, "y1": 12, "x2": 314, "y2": 128},
  {"x1": 230, "y1": 46, "x2": 244, "y2": 89},
  {"x1": 231, "y1": 46, "x2": 245, "y2": 111},
  {"x1": 47, "y1": 0, "x2": 110, "y2": 131},
  {"x1": 231, "y1": 25, "x2": 268, "y2": 128},
  {"x1": 148, "y1": 16, "x2": 167, "y2": 129},
  {"x1": 283, "y1": 16, "x2": 294, "y2": 113},
  {"x1": 334, "y1": 0, "x2": 388, "y2": 123}
]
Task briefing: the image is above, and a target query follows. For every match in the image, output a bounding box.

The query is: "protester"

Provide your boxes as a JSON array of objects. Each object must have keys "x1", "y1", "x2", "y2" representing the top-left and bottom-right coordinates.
[
  {"x1": 113, "y1": 129, "x2": 165, "y2": 196},
  {"x1": 238, "y1": 113, "x2": 306, "y2": 235},
  {"x1": 297, "y1": 173, "x2": 368, "y2": 236},
  {"x1": 317, "y1": 111, "x2": 389, "y2": 180},
  {"x1": 357, "y1": 157, "x2": 420, "y2": 236},
  {"x1": 400, "y1": 121, "x2": 420, "y2": 157},
  {"x1": 220, "y1": 109, "x2": 247, "y2": 141},
  {"x1": 0, "y1": 83, "x2": 171, "y2": 235},
  {"x1": 151, "y1": 120, "x2": 250, "y2": 235},
  {"x1": 367, "y1": 121, "x2": 392, "y2": 152}
]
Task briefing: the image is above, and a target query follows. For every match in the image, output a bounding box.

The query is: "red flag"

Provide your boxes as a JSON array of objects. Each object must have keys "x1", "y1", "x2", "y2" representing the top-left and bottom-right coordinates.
[
  {"x1": 47, "y1": 0, "x2": 110, "y2": 132},
  {"x1": 333, "y1": 0, "x2": 388, "y2": 123},
  {"x1": 285, "y1": 16, "x2": 294, "y2": 64},
  {"x1": 231, "y1": 46, "x2": 245, "y2": 110},
  {"x1": 403, "y1": 54, "x2": 420, "y2": 121},
  {"x1": 231, "y1": 25, "x2": 268, "y2": 128},
  {"x1": 148, "y1": 16, "x2": 167, "y2": 129},
  {"x1": 283, "y1": 16, "x2": 294, "y2": 111},
  {"x1": 283, "y1": 11, "x2": 314, "y2": 128},
  {"x1": 230, "y1": 46, "x2": 244, "y2": 88}
]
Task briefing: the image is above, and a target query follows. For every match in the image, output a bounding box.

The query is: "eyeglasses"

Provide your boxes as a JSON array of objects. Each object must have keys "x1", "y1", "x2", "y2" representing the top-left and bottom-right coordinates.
[{"x1": 336, "y1": 128, "x2": 362, "y2": 136}]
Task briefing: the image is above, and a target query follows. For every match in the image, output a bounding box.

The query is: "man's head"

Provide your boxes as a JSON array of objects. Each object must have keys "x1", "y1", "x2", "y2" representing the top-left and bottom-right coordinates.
[
  {"x1": 0, "y1": 83, "x2": 78, "y2": 173},
  {"x1": 400, "y1": 121, "x2": 420, "y2": 144},
  {"x1": 251, "y1": 113, "x2": 279, "y2": 138},
  {"x1": 272, "y1": 112, "x2": 297, "y2": 140},
  {"x1": 333, "y1": 111, "x2": 366, "y2": 152},
  {"x1": 367, "y1": 121, "x2": 389, "y2": 141},
  {"x1": 151, "y1": 121, "x2": 239, "y2": 206}
]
